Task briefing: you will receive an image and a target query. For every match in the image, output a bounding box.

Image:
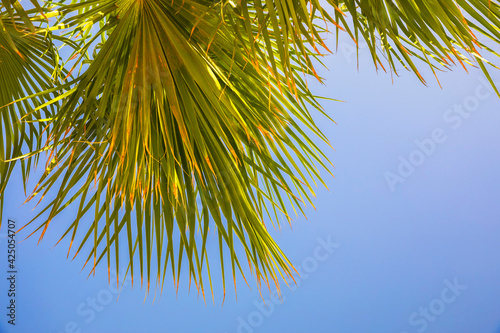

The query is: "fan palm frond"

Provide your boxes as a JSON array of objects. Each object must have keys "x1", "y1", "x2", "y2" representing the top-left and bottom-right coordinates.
[
  {"x1": 12, "y1": 0, "x2": 332, "y2": 298},
  {"x1": 329, "y1": 0, "x2": 500, "y2": 88},
  {"x1": 0, "y1": 3, "x2": 62, "y2": 222},
  {"x1": 2, "y1": 0, "x2": 500, "y2": 299}
]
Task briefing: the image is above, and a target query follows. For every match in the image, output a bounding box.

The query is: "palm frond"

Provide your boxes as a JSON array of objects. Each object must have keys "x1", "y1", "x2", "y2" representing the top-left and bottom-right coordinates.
[
  {"x1": 330, "y1": 0, "x2": 500, "y2": 88},
  {"x1": 15, "y1": 0, "x2": 331, "y2": 298},
  {"x1": 2, "y1": 0, "x2": 500, "y2": 299},
  {"x1": 0, "y1": 3, "x2": 62, "y2": 223}
]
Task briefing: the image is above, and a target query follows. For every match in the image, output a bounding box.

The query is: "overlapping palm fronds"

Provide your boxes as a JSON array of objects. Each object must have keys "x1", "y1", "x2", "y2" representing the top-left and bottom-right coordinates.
[
  {"x1": 1, "y1": 0, "x2": 500, "y2": 299},
  {"x1": 327, "y1": 0, "x2": 500, "y2": 88},
  {"x1": 0, "y1": 1, "x2": 64, "y2": 222}
]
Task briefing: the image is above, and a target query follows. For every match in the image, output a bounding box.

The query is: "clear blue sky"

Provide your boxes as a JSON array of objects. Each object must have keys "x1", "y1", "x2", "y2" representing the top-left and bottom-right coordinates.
[{"x1": 1, "y1": 31, "x2": 500, "y2": 333}]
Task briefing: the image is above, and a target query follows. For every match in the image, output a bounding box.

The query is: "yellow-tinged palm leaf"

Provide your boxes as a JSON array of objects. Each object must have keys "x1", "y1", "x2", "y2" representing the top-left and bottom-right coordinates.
[
  {"x1": 0, "y1": 3, "x2": 63, "y2": 223},
  {"x1": 2, "y1": 0, "x2": 500, "y2": 299},
  {"x1": 16, "y1": 0, "x2": 331, "y2": 298},
  {"x1": 329, "y1": 0, "x2": 500, "y2": 88}
]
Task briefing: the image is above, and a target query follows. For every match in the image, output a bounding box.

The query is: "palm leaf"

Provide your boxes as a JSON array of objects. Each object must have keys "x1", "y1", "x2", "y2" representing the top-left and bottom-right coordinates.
[
  {"x1": 0, "y1": 2, "x2": 63, "y2": 223},
  {"x1": 2, "y1": 0, "x2": 500, "y2": 299},
  {"x1": 13, "y1": 0, "x2": 331, "y2": 298}
]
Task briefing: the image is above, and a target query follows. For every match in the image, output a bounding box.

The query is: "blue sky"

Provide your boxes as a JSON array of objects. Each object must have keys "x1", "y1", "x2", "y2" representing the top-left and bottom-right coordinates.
[{"x1": 1, "y1": 30, "x2": 500, "y2": 333}]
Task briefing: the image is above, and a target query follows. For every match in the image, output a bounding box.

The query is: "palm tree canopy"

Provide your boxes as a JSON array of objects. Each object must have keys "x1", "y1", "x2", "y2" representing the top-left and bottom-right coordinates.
[{"x1": 1, "y1": 0, "x2": 499, "y2": 299}]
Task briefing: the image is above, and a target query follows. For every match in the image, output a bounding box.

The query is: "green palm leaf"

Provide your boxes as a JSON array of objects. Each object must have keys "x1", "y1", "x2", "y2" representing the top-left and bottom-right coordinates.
[
  {"x1": 0, "y1": 2, "x2": 63, "y2": 222},
  {"x1": 11, "y1": 0, "x2": 331, "y2": 298},
  {"x1": 2, "y1": 0, "x2": 500, "y2": 299}
]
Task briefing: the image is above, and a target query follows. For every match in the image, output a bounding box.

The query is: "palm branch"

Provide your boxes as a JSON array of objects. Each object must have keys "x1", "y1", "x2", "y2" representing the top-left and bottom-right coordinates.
[{"x1": 1, "y1": 0, "x2": 500, "y2": 299}]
